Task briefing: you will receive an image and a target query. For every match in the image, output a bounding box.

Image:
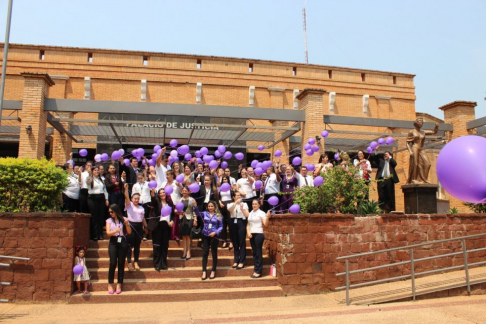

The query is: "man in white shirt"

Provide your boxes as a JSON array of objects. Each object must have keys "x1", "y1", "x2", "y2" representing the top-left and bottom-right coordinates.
[
  {"x1": 296, "y1": 166, "x2": 314, "y2": 188},
  {"x1": 236, "y1": 168, "x2": 255, "y2": 209},
  {"x1": 155, "y1": 147, "x2": 169, "y2": 190},
  {"x1": 262, "y1": 166, "x2": 281, "y2": 212},
  {"x1": 78, "y1": 161, "x2": 92, "y2": 213}
]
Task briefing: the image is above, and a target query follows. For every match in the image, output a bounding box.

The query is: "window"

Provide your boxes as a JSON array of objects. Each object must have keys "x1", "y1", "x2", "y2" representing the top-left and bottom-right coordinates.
[
  {"x1": 249, "y1": 63, "x2": 253, "y2": 73},
  {"x1": 292, "y1": 67, "x2": 297, "y2": 76},
  {"x1": 393, "y1": 76, "x2": 397, "y2": 84},
  {"x1": 197, "y1": 59, "x2": 202, "y2": 69},
  {"x1": 39, "y1": 50, "x2": 45, "y2": 60},
  {"x1": 361, "y1": 73, "x2": 366, "y2": 82},
  {"x1": 143, "y1": 56, "x2": 149, "y2": 66},
  {"x1": 87, "y1": 53, "x2": 93, "y2": 63},
  {"x1": 328, "y1": 70, "x2": 332, "y2": 79}
]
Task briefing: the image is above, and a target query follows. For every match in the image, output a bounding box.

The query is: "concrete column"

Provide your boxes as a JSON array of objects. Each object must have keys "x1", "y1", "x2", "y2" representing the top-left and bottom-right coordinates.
[
  {"x1": 439, "y1": 100, "x2": 477, "y2": 213},
  {"x1": 49, "y1": 75, "x2": 73, "y2": 165},
  {"x1": 18, "y1": 73, "x2": 55, "y2": 159},
  {"x1": 268, "y1": 87, "x2": 290, "y2": 164},
  {"x1": 297, "y1": 88, "x2": 326, "y2": 166}
]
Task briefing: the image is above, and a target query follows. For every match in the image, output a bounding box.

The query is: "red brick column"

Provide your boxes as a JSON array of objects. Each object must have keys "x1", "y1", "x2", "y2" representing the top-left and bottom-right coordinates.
[
  {"x1": 297, "y1": 89, "x2": 326, "y2": 166},
  {"x1": 269, "y1": 87, "x2": 290, "y2": 163},
  {"x1": 0, "y1": 212, "x2": 90, "y2": 301},
  {"x1": 50, "y1": 76, "x2": 73, "y2": 165},
  {"x1": 18, "y1": 73, "x2": 55, "y2": 159}
]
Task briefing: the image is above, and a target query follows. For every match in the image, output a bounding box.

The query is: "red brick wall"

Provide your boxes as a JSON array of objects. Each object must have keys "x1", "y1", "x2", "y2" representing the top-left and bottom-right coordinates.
[
  {"x1": 265, "y1": 213, "x2": 486, "y2": 295},
  {"x1": 0, "y1": 213, "x2": 90, "y2": 302}
]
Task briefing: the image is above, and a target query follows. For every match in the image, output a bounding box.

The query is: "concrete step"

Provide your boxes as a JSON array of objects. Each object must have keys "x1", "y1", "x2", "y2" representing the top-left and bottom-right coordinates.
[
  {"x1": 69, "y1": 286, "x2": 283, "y2": 304},
  {"x1": 89, "y1": 265, "x2": 271, "y2": 280},
  {"x1": 89, "y1": 239, "x2": 250, "y2": 249},
  {"x1": 85, "y1": 255, "x2": 272, "y2": 269},
  {"x1": 86, "y1": 247, "x2": 252, "y2": 258},
  {"x1": 88, "y1": 275, "x2": 278, "y2": 291}
]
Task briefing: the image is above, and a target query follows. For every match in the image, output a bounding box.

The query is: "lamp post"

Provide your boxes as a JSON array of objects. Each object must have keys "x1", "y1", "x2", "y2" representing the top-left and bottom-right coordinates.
[{"x1": 0, "y1": 0, "x2": 14, "y2": 130}]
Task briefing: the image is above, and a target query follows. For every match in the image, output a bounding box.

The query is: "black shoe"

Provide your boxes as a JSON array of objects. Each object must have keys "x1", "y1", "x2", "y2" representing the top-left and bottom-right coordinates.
[
  {"x1": 155, "y1": 267, "x2": 160, "y2": 272},
  {"x1": 201, "y1": 272, "x2": 207, "y2": 281},
  {"x1": 209, "y1": 272, "x2": 216, "y2": 280},
  {"x1": 237, "y1": 265, "x2": 245, "y2": 270},
  {"x1": 185, "y1": 257, "x2": 191, "y2": 261},
  {"x1": 180, "y1": 255, "x2": 186, "y2": 259},
  {"x1": 250, "y1": 274, "x2": 261, "y2": 278}
]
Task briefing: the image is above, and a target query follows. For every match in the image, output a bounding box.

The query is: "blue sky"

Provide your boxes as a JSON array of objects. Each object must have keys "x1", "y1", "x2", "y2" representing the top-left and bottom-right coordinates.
[{"x1": 1, "y1": 0, "x2": 484, "y2": 119}]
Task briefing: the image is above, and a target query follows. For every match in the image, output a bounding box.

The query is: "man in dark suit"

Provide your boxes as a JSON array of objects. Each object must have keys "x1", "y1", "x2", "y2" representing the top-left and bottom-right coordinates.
[
  {"x1": 196, "y1": 175, "x2": 220, "y2": 211},
  {"x1": 374, "y1": 151, "x2": 399, "y2": 213},
  {"x1": 118, "y1": 157, "x2": 140, "y2": 194}
]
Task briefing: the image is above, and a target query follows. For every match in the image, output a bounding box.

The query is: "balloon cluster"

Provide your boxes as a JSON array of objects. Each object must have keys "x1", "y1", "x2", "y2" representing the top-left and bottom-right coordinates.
[{"x1": 367, "y1": 137, "x2": 394, "y2": 153}]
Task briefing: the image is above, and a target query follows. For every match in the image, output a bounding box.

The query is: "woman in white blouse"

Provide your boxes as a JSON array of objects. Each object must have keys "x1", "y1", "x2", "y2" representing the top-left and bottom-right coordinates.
[
  {"x1": 124, "y1": 183, "x2": 146, "y2": 271},
  {"x1": 236, "y1": 168, "x2": 255, "y2": 210},
  {"x1": 218, "y1": 175, "x2": 234, "y2": 249},
  {"x1": 87, "y1": 165, "x2": 109, "y2": 241},
  {"x1": 247, "y1": 199, "x2": 270, "y2": 278},
  {"x1": 227, "y1": 192, "x2": 249, "y2": 269},
  {"x1": 62, "y1": 162, "x2": 80, "y2": 212},
  {"x1": 353, "y1": 150, "x2": 372, "y2": 179}
]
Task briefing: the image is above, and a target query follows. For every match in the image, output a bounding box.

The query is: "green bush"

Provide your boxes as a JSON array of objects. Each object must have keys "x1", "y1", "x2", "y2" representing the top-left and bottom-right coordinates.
[
  {"x1": 0, "y1": 157, "x2": 68, "y2": 212},
  {"x1": 463, "y1": 203, "x2": 486, "y2": 213},
  {"x1": 293, "y1": 164, "x2": 371, "y2": 214}
]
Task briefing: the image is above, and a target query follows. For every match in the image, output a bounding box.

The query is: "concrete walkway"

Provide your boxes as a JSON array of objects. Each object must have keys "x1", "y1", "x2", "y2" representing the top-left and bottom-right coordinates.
[{"x1": 1, "y1": 293, "x2": 485, "y2": 324}]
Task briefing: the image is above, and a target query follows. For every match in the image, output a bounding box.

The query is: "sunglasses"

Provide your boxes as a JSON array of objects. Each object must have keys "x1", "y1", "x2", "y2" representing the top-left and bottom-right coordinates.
[{"x1": 109, "y1": 210, "x2": 114, "y2": 214}]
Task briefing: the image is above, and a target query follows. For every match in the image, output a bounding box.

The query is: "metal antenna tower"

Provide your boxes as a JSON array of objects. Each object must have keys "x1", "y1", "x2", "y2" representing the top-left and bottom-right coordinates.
[{"x1": 302, "y1": 0, "x2": 308, "y2": 64}]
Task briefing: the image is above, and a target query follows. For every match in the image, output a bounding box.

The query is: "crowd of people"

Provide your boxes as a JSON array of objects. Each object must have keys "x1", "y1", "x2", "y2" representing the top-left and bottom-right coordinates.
[{"x1": 62, "y1": 146, "x2": 398, "y2": 294}]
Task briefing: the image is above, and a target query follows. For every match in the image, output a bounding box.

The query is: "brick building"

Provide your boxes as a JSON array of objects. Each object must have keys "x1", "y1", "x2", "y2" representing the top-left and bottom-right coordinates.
[{"x1": 0, "y1": 43, "x2": 479, "y2": 212}]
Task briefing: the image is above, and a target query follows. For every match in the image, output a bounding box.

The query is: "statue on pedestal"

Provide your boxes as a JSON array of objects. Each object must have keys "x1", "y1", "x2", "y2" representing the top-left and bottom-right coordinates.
[{"x1": 406, "y1": 117, "x2": 439, "y2": 184}]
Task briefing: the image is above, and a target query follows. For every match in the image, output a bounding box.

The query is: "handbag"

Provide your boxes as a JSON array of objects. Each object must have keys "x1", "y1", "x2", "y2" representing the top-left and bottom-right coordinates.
[{"x1": 190, "y1": 226, "x2": 203, "y2": 240}]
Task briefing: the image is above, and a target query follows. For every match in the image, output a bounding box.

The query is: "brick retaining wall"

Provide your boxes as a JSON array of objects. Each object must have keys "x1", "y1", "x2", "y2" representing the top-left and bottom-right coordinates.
[
  {"x1": 0, "y1": 213, "x2": 90, "y2": 302},
  {"x1": 265, "y1": 213, "x2": 486, "y2": 295}
]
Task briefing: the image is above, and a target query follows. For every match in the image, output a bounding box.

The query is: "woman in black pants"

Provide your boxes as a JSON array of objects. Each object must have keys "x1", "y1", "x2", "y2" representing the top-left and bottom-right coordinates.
[
  {"x1": 193, "y1": 200, "x2": 223, "y2": 280},
  {"x1": 247, "y1": 199, "x2": 270, "y2": 278},
  {"x1": 105, "y1": 204, "x2": 131, "y2": 294},
  {"x1": 218, "y1": 176, "x2": 233, "y2": 249},
  {"x1": 149, "y1": 188, "x2": 174, "y2": 271},
  {"x1": 87, "y1": 166, "x2": 109, "y2": 241},
  {"x1": 124, "y1": 183, "x2": 147, "y2": 271},
  {"x1": 227, "y1": 192, "x2": 249, "y2": 269}
]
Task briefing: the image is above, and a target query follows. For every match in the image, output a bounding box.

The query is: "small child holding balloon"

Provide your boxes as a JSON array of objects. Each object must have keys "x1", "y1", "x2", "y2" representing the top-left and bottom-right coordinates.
[{"x1": 73, "y1": 246, "x2": 90, "y2": 294}]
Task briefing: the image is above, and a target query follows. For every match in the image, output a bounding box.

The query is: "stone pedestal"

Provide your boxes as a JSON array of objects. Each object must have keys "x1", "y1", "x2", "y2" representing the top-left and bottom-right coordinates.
[{"x1": 401, "y1": 184, "x2": 438, "y2": 214}]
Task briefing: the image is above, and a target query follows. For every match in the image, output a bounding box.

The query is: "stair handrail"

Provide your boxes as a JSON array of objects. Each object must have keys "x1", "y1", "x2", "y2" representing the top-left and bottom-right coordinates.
[
  {"x1": 335, "y1": 232, "x2": 486, "y2": 305},
  {"x1": 0, "y1": 254, "x2": 30, "y2": 303}
]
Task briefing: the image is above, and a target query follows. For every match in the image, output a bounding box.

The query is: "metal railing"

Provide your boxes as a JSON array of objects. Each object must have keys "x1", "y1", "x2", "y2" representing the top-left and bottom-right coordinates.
[
  {"x1": 0, "y1": 255, "x2": 31, "y2": 303},
  {"x1": 335, "y1": 233, "x2": 486, "y2": 306}
]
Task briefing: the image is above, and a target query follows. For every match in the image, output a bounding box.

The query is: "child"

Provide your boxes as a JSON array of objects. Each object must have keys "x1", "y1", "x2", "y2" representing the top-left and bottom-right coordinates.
[{"x1": 74, "y1": 246, "x2": 90, "y2": 294}]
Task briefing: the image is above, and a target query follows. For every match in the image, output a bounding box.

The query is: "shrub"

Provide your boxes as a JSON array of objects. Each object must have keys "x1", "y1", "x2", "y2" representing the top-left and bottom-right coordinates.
[
  {"x1": 358, "y1": 200, "x2": 383, "y2": 216},
  {"x1": 463, "y1": 203, "x2": 486, "y2": 213},
  {"x1": 293, "y1": 164, "x2": 371, "y2": 214},
  {"x1": 0, "y1": 157, "x2": 68, "y2": 212}
]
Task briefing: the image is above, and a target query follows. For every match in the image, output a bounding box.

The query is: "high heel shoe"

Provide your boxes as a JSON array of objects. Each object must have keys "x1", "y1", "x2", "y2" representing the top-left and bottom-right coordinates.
[
  {"x1": 115, "y1": 284, "x2": 122, "y2": 294},
  {"x1": 134, "y1": 262, "x2": 140, "y2": 271},
  {"x1": 201, "y1": 271, "x2": 207, "y2": 281},
  {"x1": 209, "y1": 271, "x2": 216, "y2": 280},
  {"x1": 108, "y1": 284, "x2": 114, "y2": 295}
]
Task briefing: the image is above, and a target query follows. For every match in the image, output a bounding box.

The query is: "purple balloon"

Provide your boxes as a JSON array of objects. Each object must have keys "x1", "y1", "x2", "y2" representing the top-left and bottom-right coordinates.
[
  {"x1": 370, "y1": 141, "x2": 378, "y2": 149},
  {"x1": 263, "y1": 161, "x2": 273, "y2": 169},
  {"x1": 306, "y1": 149, "x2": 314, "y2": 156},
  {"x1": 73, "y1": 265, "x2": 84, "y2": 276},
  {"x1": 334, "y1": 153, "x2": 340, "y2": 161},
  {"x1": 218, "y1": 145, "x2": 226, "y2": 153},
  {"x1": 367, "y1": 146, "x2": 373, "y2": 153},
  {"x1": 200, "y1": 147, "x2": 209, "y2": 155},
  {"x1": 314, "y1": 176, "x2": 324, "y2": 186},
  {"x1": 152, "y1": 153, "x2": 158, "y2": 160},
  {"x1": 79, "y1": 149, "x2": 88, "y2": 157},
  {"x1": 214, "y1": 150, "x2": 222, "y2": 158},
  {"x1": 220, "y1": 183, "x2": 231, "y2": 192},
  {"x1": 209, "y1": 160, "x2": 219, "y2": 169},
  {"x1": 292, "y1": 156, "x2": 302, "y2": 166},
  {"x1": 256, "y1": 162, "x2": 264, "y2": 169},
  {"x1": 254, "y1": 167, "x2": 264, "y2": 176},
  {"x1": 195, "y1": 150, "x2": 202, "y2": 158},
  {"x1": 148, "y1": 180, "x2": 157, "y2": 189},
  {"x1": 304, "y1": 143, "x2": 311, "y2": 150},
  {"x1": 321, "y1": 130, "x2": 329, "y2": 138},
  {"x1": 258, "y1": 145, "x2": 265, "y2": 151},
  {"x1": 149, "y1": 159, "x2": 155, "y2": 167},
  {"x1": 170, "y1": 139, "x2": 178, "y2": 148},
  {"x1": 268, "y1": 196, "x2": 279, "y2": 206},
  {"x1": 254, "y1": 180, "x2": 263, "y2": 190},
  {"x1": 221, "y1": 161, "x2": 228, "y2": 169},
  {"x1": 170, "y1": 150, "x2": 178, "y2": 158},
  {"x1": 138, "y1": 148, "x2": 145, "y2": 157},
  {"x1": 385, "y1": 137, "x2": 395, "y2": 145},
  {"x1": 308, "y1": 138, "x2": 316, "y2": 145},
  {"x1": 111, "y1": 151, "x2": 121, "y2": 160},
  {"x1": 131, "y1": 149, "x2": 138, "y2": 157},
  {"x1": 251, "y1": 160, "x2": 259, "y2": 168},
  {"x1": 184, "y1": 153, "x2": 192, "y2": 161},
  {"x1": 289, "y1": 204, "x2": 301, "y2": 214},
  {"x1": 124, "y1": 158, "x2": 130, "y2": 166},
  {"x1": 203, "y1": 155, "x2": 214, "y2": 163},
  {"x1": 142, "y1": 159, "x2": 147, "y2": 166},
  {"x1": 118, "y1": 148, "x2": 125, "y2": 156},
  {"x1": 311, "y1": 145, "x2": 319, "y2": 152},
  {"x1": 437, "y1": 136, "x2": 486, "y2": 204},
  {"x1": 189, "y1": 183, "x2": 200, "y2": 193},
  {"x1": 197, "y1": 158, "x2": 203, "y2": 164},
  {"x1": 178, "y1": 145, "x2": 190, "y2": 155},
  {"x1": 175, "y1": 202, "x2": 184, "y2": 212},
  {"x1": 137, "y1": 156, "x2": 141, "y2": 162},
  {"x1": 235, "y1": 152, "x2": 244, "y2": 160},
  {"x1": 164, "y1": 185, "x2": 174, "y2": 195},
  {"x1": 154, "y1": 145, "x2": 161, "y2": 152},
  {"x1": 378, "y1": 138, "x2": 385, "y2": 145},
  {"x1": 161, "y1": 205, "x2": 172, "y2": 216},
  {"x1": 101, "y1": 153, "x2": 109, "y2": 162},
  {"x1": 176, "y1": 174, "x2": 184, "y2": 183},
  {"x1": 274, "y1": 150, "x2": 282, "y2": 157},
  {"x1": 223, "y1": 151, "x2": 232, "y2": 160},
  {"x1": 306, "y1": 164, "x2": 315, "y2": 172}
]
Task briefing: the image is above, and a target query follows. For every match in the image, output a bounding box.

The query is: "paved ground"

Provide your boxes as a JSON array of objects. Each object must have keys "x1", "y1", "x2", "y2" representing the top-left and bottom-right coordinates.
[{"x1": 1, "y1": 293, "x2": 485, "y2": 324}]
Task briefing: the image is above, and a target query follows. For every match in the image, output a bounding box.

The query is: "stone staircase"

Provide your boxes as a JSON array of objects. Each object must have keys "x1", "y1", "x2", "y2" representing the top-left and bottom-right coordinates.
[{"x1": 69, "y1": 239, "x2": 281, "y2": 303}]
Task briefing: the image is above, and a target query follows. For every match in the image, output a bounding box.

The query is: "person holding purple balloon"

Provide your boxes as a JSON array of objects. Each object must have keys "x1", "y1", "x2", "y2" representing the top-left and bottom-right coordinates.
[
  {"x1": 247, "y1": 199, "x2": 270, "y2": 278},
  {"x1": 218, "y1": 176, "x2": 234, "y2": 249},
  {"x1": 87, "y1": 165, "x2": 109, "y2": 241},
  {"x1": 155, "y1": 147, "x2": 169, "y2": 189},
  {"x1": 124, "y1": 183, "x2": 146, "y2": 271},
  {"x1": 149, "y1": 188, "x2": 174, "y2": 271},
  {"x1": 177, "y1": 186, "x2": 197, "y2": 260},
  {"x1": 73, "y1": 246, "x2": 90, "y2": 294},
  {"x1": 105, "y1": 164, "x2": 124, "y2": 212},
  {"x1": 314, "y1": 154, "x2": 332, "y2": 176},
  {"x1": 236, "y1": 168, "x2": 256, "y2": 209},
  {"x1": 227, "y1": 192, "x2": 249, "y2": 269},
  {"x1": 262, "y1": 166, "x2": 281, "y2": 212},
  {"x1": 373, "y1": 150, "x2": 399, "y2": 213},
  {"x1": 280, "y1": 165, "x2": 299, "y2": 213},
  {"x1": 118, "y1": 156, "x2": 140, "y2": 194},
  {"x1": 132, "y1": 173, "x2": 153, "y2": 241}
]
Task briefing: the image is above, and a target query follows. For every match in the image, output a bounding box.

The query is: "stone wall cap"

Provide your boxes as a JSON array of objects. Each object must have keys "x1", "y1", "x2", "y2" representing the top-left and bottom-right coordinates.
[
  {"x1": 296, "y1": 88, "x2": 327, "y2": 100},
  {"x1": 438, "y1": 100, "x2": 477, "y2": 111},
  {"x1": 20, "y1": 72, "x2": 55, "y2": 86}
]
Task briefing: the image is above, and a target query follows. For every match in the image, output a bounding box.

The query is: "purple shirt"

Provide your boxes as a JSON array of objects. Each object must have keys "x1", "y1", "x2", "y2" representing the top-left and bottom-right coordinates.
[
  {"x1": 281, "y1": 175, "x2": 298, "y2": 193},
  {"x1": 107, "y1": 218, "x2": 125, "y2": 236},
  {"x1": 194, "y1": 207, "x2": 223, "y2": 237},
  {"x1": 125, "y1": 202, "x2": 145, "y2": 223}
]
